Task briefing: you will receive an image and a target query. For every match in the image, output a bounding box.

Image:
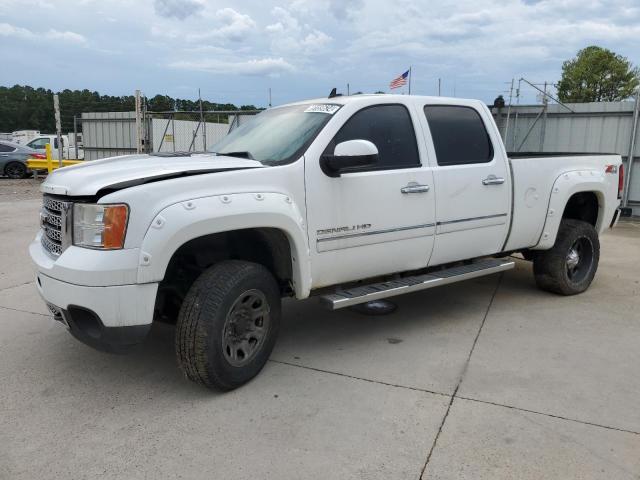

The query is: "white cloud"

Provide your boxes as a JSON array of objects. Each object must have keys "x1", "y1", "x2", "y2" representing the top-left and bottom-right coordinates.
[
  {"x1": 153, "y1": 0, "x2": 203, "y2": 20},
  {"x1": 0, "y1": 22, "x2": 86, "y2": 44},
  {"x1": 3, "y1": 0, "x2": 640, "y2": 104},
  {"x1": 198, "y1": 8, "x2": 256, "y2": 42},
  {"x1": 152, "y1": 7, "x2": 256, "y2": 43},
  {"x1": 266, "y1": 6, "x2": 332, "y2": 56},
  {"x1": 168, "y1": 57, "x2": 295, "y2": 76}
]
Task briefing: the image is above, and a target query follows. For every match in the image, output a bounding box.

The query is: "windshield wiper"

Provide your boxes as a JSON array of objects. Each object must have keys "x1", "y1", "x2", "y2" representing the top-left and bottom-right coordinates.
[{"x1": 216, "y1": 151, "x2": 255, "y2": 160}]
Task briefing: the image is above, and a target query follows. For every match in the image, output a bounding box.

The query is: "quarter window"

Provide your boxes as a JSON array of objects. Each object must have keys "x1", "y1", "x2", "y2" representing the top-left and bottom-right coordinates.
[
  {"x1": 330, "y1": 104, "x2": 420, "y2": 171},
  {"x1": 0, "y1": 144, "x2": 15, "y2": 152},
  {"x1": 424, "y1": 105, "x2": 493, "y2": 166}
]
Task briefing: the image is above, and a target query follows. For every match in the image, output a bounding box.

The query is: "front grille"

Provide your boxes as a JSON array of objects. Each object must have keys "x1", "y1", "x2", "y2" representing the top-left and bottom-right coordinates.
[{"x1": 41, "y1": 195, "x2": 72, "y2": 257}]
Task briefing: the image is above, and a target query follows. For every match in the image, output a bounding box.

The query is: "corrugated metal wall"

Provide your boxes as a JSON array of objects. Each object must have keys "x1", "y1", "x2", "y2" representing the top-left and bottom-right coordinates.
[
  {"x1": 492, "y1": 101, "x2": 639, "y2": 212},
  {"x1": 81, "y1": 112, "x2": 139, "y2": 160},
  {"x1": 81, "y1": 112, "x2": 233, "y2": 159},
  {"x1": 151, "y1": 119, "x2": 229, "y2": 152}
]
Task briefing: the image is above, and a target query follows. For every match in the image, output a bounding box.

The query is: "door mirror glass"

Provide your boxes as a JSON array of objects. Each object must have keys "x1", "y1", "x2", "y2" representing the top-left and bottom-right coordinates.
[{"x1": 321, "y1": 139, "x2": 378, "y2": 177}]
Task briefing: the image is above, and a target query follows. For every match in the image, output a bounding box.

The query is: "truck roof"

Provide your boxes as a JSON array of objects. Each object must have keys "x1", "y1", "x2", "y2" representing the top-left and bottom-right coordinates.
[{"x1": 280, "y1": 94, "x2": 485, "y2": 110}]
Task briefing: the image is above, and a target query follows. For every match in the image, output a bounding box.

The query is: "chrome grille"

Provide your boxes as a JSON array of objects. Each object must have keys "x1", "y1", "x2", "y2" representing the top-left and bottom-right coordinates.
[{"x1": 40, "y1": 195, "x2": 72, "y2": 257}]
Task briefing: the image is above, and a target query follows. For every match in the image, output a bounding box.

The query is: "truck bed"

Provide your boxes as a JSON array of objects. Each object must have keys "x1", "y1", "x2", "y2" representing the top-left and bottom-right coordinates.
[{"x1": 504, "y1": 153, "x2": 621, "y2": 251}]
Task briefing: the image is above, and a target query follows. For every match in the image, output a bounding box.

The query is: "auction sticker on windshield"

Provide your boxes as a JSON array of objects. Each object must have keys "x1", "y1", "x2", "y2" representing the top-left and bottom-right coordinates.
[{"x1": 304, "y1": 104, "x2": 340, "y2": 114}]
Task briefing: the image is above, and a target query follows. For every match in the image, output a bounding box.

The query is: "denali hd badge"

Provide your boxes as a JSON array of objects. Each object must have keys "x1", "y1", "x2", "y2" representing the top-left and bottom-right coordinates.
[{"x1": 317, "y1": 224, "x2": 372, "y2": 236}]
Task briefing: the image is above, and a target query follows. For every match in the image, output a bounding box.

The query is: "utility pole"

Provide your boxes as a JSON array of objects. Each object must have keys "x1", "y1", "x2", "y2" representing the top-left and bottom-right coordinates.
[
  {"x1": 53, "y1": 94, "x2": 63, "y2": 168},
  {"x1": 73, "y1": 115, "x2": 78, "y2": 160},
  {"x1": 622, "y1": 88, "x2": 640, "y2": 208},
  {"x1": 504, "y1": 78, "x2": 515, "y2": 148},
  {"x1": 513, "y1": 79, "x2": 522, "y2": 150},
  {"x1": 199, "y1": 88, "x2": 206, "y2": 151},
  {"x1": 539, "y1": 81, "x2": 548, "y2": 152},
  {"x1": 135, "y1": 90, "x2": 142, "y2": 154}
]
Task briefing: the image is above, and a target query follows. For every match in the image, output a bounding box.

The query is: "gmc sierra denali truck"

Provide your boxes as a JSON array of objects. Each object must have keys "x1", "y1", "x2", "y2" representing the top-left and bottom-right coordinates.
[{"x1": 30, "y1": 94, "x2": 623, "y2": 390}]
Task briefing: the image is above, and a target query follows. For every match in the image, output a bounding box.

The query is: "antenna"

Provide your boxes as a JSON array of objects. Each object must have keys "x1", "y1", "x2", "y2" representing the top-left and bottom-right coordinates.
[{"x1": 328, "y1": 88, "x2": 341, "y2": 98}]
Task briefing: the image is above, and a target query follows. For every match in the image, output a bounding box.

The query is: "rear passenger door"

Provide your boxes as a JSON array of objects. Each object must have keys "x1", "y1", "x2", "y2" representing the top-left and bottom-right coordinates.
[{"x1": 422, "y1": 104, "x2": 511, "y2": 266}]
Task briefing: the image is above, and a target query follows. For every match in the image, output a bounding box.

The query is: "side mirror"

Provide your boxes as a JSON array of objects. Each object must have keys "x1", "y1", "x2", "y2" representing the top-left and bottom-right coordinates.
[{"x1": 321, "y1": 139, "x2": 378, "y2": 177}]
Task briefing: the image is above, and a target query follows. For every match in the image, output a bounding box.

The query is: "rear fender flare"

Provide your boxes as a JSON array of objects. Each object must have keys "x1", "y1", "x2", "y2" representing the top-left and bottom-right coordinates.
[{"x1": 533, "y1": 170, "x2": 608, "y2": 250}]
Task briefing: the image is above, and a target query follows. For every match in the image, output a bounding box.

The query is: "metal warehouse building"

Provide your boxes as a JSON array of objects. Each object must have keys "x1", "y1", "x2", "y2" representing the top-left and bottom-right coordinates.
[{"x1": 493, "y1": 101, "x2": 639, "y2": 214}]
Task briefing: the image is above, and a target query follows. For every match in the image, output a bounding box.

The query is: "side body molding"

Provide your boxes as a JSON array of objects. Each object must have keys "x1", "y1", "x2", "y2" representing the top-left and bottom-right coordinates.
[
  {"x1": 533, "y1": 169, "x2": 610, "y2": 250},
  {"x1": 136, "y1": 193, "x2": 312, "y2": 298}
]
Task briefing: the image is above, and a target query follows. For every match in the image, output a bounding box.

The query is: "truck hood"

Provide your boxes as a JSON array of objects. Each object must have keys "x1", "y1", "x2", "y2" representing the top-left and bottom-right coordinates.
[{"x1": 40, "y1": 153, "x2": 265, "y2": 197}]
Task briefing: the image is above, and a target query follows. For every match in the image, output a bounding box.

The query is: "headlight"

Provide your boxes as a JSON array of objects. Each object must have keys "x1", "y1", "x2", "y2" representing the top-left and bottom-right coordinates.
[{"x1": 73, "y1": 203, "x2": 129, "y2": 249}]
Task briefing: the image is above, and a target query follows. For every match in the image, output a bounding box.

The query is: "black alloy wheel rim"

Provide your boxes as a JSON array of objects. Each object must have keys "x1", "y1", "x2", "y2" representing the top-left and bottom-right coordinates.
[
  {"x1": 565, "y1": 236, "x2": 594, "y2": 283},
  {"x1": 6, "y1": 163, "x2": 25, "y2": 178}
]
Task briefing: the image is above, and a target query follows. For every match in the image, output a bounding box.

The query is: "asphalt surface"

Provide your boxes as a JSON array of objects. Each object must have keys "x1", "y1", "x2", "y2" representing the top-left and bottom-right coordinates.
[{"x1": 1, "y1": 177, "x2": 639, "y2": 479}]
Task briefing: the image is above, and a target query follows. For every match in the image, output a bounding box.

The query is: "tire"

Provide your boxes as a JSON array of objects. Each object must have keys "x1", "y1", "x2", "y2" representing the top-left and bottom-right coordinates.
[
  {"x1": 175, "y1": 260, "x2": 281, "y2": 391},
  {"x1": 5, "y1": 161, "x2": 27, "y2": 179},
  {"x1": 533, "y1": 219, "x2": 600, "y2": 295}
]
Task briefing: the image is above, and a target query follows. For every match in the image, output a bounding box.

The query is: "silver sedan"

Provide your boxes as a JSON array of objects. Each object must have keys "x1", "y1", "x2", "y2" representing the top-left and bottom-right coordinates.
[{"x1": 0, "y1": 140, "x2": 43, "y2": 179}]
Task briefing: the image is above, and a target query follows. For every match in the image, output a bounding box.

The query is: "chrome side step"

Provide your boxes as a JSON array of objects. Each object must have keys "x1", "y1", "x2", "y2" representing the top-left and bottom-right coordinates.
[{"x1": 319, "y1": 258, "x2": 514, "y2": 310}]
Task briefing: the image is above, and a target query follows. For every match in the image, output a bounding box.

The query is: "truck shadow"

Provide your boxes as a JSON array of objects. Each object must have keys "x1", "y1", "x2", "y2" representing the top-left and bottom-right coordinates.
[{"x1": 47, "y1": 260, "x2": 539, "y2": 397}]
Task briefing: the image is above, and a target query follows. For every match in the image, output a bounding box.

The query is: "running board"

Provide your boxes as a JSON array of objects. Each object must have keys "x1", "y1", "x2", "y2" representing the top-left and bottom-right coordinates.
[{"x1": 319, "y1": 258, "x2": 514, "y2": 310}]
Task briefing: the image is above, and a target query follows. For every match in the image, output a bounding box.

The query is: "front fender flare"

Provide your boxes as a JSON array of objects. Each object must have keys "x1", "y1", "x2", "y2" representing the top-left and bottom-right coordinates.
[{"x1": 136, "y1": 193, "x2": 311, "y2": 298}]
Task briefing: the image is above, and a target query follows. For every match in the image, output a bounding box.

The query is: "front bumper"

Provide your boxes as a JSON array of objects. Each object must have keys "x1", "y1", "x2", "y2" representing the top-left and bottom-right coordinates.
[
  {"x1": 30, "y1": 234, "x2": 158, "y2": 352},
  {"x1": 35, "y1": 273, "x2": 157, "y2": 352}
]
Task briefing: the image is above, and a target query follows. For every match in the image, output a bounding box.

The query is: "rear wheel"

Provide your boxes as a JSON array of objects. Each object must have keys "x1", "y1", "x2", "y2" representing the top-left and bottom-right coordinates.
[
  {"x1": 5, "y1": 161, "x2": 27, "y2": 179},
  {"x1": 533, "y1": 219, "x2": 599, "y2": 295},
  {"x1": 175, "y1": 260, "x2": 281, "y2": 391}
]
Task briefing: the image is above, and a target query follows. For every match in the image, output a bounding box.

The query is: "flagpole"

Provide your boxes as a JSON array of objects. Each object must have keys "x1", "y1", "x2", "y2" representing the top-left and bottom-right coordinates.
[{"x1": 408, "y1": 66, "x2": 412, "y2": 95}]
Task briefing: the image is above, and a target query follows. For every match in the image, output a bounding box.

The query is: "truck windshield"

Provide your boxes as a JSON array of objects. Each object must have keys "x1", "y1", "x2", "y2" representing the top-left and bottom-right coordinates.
[{"x1": 209, "y1": 104, "x2": 340, "y2": 165}]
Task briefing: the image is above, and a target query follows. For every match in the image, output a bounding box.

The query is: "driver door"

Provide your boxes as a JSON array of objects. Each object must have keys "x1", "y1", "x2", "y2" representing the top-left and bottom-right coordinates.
[{"x1": 304, "y1": 102, "x2": 436, "y2": 288}]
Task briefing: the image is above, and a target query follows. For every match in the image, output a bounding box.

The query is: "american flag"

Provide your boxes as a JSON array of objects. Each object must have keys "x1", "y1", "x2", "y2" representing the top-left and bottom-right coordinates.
[{"x1": 389, "y1": 69, "x2": 410, "y2": 89}]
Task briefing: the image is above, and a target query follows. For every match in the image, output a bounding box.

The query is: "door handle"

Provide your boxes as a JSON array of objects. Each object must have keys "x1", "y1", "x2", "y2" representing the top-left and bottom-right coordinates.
[
  {"x1": 482, "y1": 175, "x2": 505, "y2": 186},
  {"x1": 401, "y1": 183, "x2": 430, "y2": 194}
]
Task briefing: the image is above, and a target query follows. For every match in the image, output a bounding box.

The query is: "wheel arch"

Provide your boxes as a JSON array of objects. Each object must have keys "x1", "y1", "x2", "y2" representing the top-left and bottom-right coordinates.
[
  {"x1": 154, "y1": 227, "x2": 297, "y2": 324},
  {"x1": 137, "y1": 193, "x2": 311, "y2": 300},
  {"x1": 533, "y1": 170, "x2": 610, "y2": 250}
]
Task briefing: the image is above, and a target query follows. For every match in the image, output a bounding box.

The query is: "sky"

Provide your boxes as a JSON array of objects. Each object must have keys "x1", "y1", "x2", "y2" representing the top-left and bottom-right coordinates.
[{"x1": 1, "y1": 0, "x2": 639, "y2": 107}]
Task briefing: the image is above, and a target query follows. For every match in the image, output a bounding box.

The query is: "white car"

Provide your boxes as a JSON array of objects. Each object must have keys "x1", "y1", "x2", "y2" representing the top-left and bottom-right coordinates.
[{"x1": 30, "y1": 94, "x2": 623, "y2": 390}]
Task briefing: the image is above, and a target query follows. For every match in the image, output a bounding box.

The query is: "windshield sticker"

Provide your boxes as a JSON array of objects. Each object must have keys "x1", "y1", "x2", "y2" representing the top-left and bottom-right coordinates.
[{"x1": 304, "y1": 104, "x2": 340, "y2": 114}]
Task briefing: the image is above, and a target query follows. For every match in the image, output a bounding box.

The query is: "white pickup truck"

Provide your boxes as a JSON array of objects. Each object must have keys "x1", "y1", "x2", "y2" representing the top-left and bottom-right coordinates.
[{"x1": 30, "y1": 94, "x2": 623, "y2": 390}]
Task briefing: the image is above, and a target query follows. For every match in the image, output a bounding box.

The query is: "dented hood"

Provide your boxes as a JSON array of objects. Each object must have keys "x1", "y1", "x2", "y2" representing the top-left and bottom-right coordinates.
[{"x1": 40, "y1": 152, "x2": 265, "y2": 196}]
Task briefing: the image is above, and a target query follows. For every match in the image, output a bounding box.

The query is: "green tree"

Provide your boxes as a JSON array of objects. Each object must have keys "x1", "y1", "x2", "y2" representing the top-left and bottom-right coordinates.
[
  {"x1": 557, "y1": 46, "x2": 639, "y2": 102},
  {"x1": 0, "y1": 85, "x2": 251, "y2": 133}
]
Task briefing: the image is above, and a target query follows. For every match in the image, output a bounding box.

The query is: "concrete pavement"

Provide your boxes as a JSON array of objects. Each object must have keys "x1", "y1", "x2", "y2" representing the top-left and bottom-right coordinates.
[{"x1": 1, "y1": 179, "x2": 638, "y2": 479}]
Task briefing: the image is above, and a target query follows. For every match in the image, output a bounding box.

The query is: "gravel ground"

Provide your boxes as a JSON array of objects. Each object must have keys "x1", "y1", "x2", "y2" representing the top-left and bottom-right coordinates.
[{"x1": 0, "y1": 177, "x2": 44, "y2": 202}]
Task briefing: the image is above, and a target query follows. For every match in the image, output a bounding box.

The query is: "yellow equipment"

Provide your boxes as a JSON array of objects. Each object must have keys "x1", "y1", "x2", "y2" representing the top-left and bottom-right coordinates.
[{"x1": 27, "y1": 143, "x2": 83, "y2": 174}]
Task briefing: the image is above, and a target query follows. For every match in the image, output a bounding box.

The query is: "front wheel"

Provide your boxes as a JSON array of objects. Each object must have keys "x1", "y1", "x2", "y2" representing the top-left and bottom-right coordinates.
[
  {"x1": 533, "y1": 219, "x2": 600, "y2": 295},
  {"x1": 5, "y1": 161, "x2": 27, "y2": 179},
  {"x1": 175, "y1": 260, "x2": 281, "y2": 391}
]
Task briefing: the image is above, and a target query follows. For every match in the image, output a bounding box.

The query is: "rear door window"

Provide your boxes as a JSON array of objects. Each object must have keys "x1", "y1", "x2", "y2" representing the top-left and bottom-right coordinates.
[
  {"x1": 0, "y1": 144, "x2": 16, "y2": 152},
  {"x1": 423, "y1": 105, "x2": 493, "y2": 166}
]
